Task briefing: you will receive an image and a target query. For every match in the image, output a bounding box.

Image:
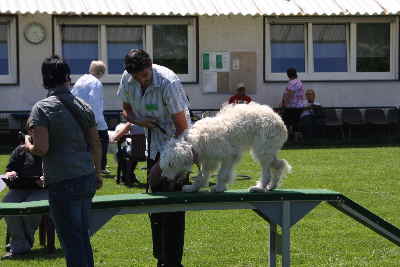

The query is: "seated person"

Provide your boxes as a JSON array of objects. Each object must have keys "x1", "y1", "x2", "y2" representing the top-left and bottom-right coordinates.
[
  {"x1": 1, "y1": 130, "x2": 47, "y2": 259},
  {"x1": 228, "y1": 82, "x2": 252, "y2": 104},
  {"x1": 299, "y1": 89, "x2": 324, "y2": 141},
  {"x1": 109, "y1": 122, "x2": 145, "y2": 185}
]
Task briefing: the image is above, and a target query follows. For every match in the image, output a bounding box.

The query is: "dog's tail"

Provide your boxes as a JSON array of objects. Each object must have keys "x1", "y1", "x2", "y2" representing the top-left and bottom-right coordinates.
[{"x1": 270, "y1": 157, "x2": 292, "y2": 187}]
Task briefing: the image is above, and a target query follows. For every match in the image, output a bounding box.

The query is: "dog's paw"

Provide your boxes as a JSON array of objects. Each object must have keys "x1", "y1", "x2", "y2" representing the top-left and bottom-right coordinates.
[
  {"x1": 265, "y1": 183, "x2": 277, "y2": 191},
  {"x1": 210, "y1": 185, "x2": 226, "y2": 193},
  {"x1": 248, "y1": 186, "x2": 266, "y2": 193},
  {"x1": 182, "y1": 184, "x2": 199, "y2": 192}
]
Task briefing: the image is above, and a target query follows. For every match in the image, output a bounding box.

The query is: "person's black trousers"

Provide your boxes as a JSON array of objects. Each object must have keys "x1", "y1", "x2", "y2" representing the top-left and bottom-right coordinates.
[
  {"x1": 148, "y1": 155, "x2": 185, "y2": 267},
  {"x1": 282, "y1": 108, "x2": 303, "y2": 132},
  {"x1": 299, "y1": 115, "x2": 323, "y2": 142},
  {"x1": 98, "y1": 130, "x2": 109, "y2": 170}
]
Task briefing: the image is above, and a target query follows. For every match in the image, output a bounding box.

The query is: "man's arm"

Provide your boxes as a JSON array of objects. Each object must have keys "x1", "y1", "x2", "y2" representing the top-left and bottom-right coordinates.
[
  {"x1": 86, "y1": 127, "x2": 103, "y2": 189},
  {"x1": 147, "y1": 110, "x2": 188, "y2": 189},
  {"x1": 172, "y1": 110, "x2": 189, "y2": 137},
  {"x1": 25, "y1": 126, "x2": 49, "y2": 157},
  {"x1": 110, "y1": 122, "x2": 132, "y2": 142},
  {"x1": 122, "y1": 102, "x2": 157, "y2": 129}
]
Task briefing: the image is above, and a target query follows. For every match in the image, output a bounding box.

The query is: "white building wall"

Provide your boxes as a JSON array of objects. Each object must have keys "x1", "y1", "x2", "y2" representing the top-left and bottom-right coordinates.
[
  {"x1": 1, "y1": 15, "x2": 400, "y2": 113},
  {"x1": 1, "y1": 14, "x2": 51, "y2": 111},
  {"x1": 189, "y1": 16, "x2": 400, "y2": 109}
]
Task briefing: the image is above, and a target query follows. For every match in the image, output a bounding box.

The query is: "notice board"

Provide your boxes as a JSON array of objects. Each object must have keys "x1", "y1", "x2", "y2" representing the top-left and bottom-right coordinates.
[
  {"x1": 202, "y1": 51, "x2": 256, "y2": 94},
  {"x1": 229, "y1": 51, "x2": 257, "y2": 94}
]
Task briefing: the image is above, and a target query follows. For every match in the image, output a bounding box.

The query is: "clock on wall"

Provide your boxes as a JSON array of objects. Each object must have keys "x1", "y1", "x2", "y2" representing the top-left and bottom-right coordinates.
[{"x1": 24, "y1": 23, "x2": 46, "y2": 44}]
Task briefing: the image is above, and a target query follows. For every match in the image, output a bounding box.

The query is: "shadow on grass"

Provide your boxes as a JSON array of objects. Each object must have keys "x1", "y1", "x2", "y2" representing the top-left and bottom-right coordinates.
[
  {"x1": 126, "y1": 181, "x2": 147, "y2": 189},
  {"x1": 101, "y1": 174, "x2": 115, "y2": 179}
]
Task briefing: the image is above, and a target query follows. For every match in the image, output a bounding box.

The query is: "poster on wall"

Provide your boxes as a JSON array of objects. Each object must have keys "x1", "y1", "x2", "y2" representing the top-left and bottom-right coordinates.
[
  {"x1": 202, "y1": 52, "x2": 230, "y2": 72},
  {"x1": 202, "y1": 72, "x2": 218, "y2": 93},
  {"x1": 202, "y1": 51, "x2": 230, "y2": 93}
]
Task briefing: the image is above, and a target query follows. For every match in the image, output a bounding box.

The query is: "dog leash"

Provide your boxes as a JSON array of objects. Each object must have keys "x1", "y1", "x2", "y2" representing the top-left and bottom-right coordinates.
[
  {"x1": 146, "y1": 128, "x2": 151, "y2": 193},
  {"x1": 152, "y1": 122, "x2": 167, "y2": 135}
]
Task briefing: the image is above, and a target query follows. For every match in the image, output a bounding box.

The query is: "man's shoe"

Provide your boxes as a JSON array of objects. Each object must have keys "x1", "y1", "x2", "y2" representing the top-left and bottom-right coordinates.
[{"x1": 101, "y1": 169, "x2": 111, "y2": 175}]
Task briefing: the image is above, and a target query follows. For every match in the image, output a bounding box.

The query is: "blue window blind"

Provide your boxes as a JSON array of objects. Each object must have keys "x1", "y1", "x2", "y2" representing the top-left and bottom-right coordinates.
[
  {"x1": 62, "y1": 26, "x2": 98, "y2": 74},
  {"x1": 313, "y1": 24, "x2": 347, "y2": 72},
  {"x1": 0, "y1": 24, "x2": 8, "y2": 75},
  {"x1": 271, "y1": 25, "x2": 305, "y2": 73},
  {"x1": 107, "y1": 26, "x2": 144, "y2": 74}
]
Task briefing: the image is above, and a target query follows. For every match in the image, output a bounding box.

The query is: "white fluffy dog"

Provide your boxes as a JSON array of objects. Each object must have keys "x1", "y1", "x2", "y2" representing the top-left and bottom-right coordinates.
[{"x1": 160, "y1": 102, "x2": 292, "y2": 193}]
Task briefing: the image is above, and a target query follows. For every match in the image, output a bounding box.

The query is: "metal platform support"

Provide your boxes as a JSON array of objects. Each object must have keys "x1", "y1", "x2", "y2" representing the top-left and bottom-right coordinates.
[{"x1": 253, "y1": 200, "x2": 321, "y2": 267}]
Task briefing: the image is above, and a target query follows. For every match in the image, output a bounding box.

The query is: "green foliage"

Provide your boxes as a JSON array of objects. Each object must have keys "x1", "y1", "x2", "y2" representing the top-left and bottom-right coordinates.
[{"x1": 0, "y1": 147, "x2": 399, "y2": 266}]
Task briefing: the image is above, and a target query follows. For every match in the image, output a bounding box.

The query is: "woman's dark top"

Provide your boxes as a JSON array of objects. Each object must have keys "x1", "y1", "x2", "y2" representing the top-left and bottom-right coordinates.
[{"x1": 5, "y1": 145, "x2": 42, "y2": 189}]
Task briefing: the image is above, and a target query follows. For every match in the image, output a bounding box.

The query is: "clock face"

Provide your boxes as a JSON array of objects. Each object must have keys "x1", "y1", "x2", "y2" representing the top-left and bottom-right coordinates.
[{"x1": 24, "y1": 23, "x2": 46, "y2": 44}]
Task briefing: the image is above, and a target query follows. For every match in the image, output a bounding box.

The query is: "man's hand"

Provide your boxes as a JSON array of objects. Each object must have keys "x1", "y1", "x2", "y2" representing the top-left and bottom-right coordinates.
[
  {"x1": 35, "y1": 176, "x2": 46, "y2": 188},
  {"x1": 140, "y1": 117, "x2": 158, "y2": 129},
  {"x1": 122, "y1": 103, "x2": 158, "y2": 129},
  {"x1": 5, "y1": 171, "x2": 17, "y2": 181},
  {"x1": 23, "y1": 135, "x2": 33, "y2": 152}
]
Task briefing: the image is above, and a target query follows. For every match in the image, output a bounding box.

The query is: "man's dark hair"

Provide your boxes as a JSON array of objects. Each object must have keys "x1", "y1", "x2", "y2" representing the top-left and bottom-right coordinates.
[
  {"x1": 124, "y1": 49, "x2": 152, "y2": 74},
  {"x1": 41, "y1": 55, "x2": 71, "y2": 89},
  {"x1": 286, "y1": 67, "x2": 298, "y2": 79}
]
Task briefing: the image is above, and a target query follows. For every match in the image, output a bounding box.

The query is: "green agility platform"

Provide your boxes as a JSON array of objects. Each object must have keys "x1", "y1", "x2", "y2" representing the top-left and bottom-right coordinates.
[{"x1": 1, "y1": 189, "x2": 399, "y2": 267}]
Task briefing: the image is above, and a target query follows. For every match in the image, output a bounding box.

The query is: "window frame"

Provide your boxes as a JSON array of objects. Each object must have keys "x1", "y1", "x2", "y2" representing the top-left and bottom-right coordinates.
[
  {"x1": 54, "y1": 16, "x2": 198, "y2": 84},
  {"x1": 264, "y1": 16, "x2": 399, "y2": 81},
  {"x1": 0, "y1": 16, "x2": 17, "y2": 84}
]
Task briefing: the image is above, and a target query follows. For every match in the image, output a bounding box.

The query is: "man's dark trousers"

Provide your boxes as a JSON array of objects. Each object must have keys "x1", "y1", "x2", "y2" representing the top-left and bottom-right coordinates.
[
  {"x1": 98, "y1": 130, "x2": 109, "y2": 170},
  {"x1": 148, "y1": 154, "x2": 185, "y2": 267}
]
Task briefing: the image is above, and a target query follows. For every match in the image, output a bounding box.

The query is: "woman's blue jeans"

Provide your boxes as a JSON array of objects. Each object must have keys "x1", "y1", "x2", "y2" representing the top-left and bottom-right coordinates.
[{"x1": 48, "y1": 173, "x2": 96, "y2": 267}]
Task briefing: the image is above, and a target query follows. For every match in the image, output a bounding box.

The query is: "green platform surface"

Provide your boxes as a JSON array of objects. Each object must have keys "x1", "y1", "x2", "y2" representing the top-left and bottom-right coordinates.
[{"x1": 0, "y1": 189, "x2": 341, "y2": 216}]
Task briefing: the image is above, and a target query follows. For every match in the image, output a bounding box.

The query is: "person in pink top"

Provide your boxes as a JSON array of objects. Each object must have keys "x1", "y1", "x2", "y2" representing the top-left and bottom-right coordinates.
[
  {"x1": 281, "y1": 68, "x2": 305, "y2": 139},
  {"x1": 282, "y1": 68, "x2": 304, "y2": 108}
]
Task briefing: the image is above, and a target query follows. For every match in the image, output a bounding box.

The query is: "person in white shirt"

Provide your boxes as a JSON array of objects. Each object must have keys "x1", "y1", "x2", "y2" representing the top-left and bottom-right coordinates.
[{"x1": 71, "y1": 61, "x2": 110, "y2": 174}]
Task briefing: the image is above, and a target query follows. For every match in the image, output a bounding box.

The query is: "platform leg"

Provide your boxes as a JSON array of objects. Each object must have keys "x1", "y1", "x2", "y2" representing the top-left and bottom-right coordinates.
[
  {"x1": 282, "y1": 201, "x2": 291, "y2": 267},
  {"x1": 269, "y1": 222, "x2": 277, "y2": 267}
]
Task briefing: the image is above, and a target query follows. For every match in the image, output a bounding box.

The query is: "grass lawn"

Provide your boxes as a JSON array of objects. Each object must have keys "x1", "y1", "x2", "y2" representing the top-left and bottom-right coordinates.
[{"x1": 0, "y1": 146, "x2": 399, "y2": 266}]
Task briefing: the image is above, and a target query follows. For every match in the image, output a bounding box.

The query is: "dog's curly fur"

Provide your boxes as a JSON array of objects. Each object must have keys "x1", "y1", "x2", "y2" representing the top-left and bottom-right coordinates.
[{"x1": 160, "y1": 102, "x2": 292, "y2": 193}]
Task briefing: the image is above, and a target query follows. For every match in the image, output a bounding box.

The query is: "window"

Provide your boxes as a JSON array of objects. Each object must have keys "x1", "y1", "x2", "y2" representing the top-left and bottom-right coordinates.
[
  {"x1": 107, "y1": 26, "x2": 144, "y2": 74},
  {"x1": 313, "y1": 24, "x2": 347, "y2": 72},
  {"x1": 0, "y1": 24, "x2": 9, "y2": 75},
  {"x1": 356, "y1": 23, "x2": 390, "y2": 72},
  {"x1": 153, "y1": 25, "x2": 188, "y2": 74},
  {"x1": 265, "y1": 17, "x2": 398, "y2": 81},
  {"x1": 271, "y1": 25, "x2": 305, "y2": 73},
  {"x1": 55, "y1": 17, "x2": 197, "y2": 83},
  {"x1": 0, "y1": 17, "x2": 17, "y2": 84},
  {"x1": 62, "y1": 26, "x2": 98, "y2": 75}
]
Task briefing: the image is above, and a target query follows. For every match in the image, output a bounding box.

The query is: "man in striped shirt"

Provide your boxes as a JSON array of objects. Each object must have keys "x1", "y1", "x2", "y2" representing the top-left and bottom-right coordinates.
[{"x1": 117, "y1": 49, "x2": 190, "y2": 267}]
